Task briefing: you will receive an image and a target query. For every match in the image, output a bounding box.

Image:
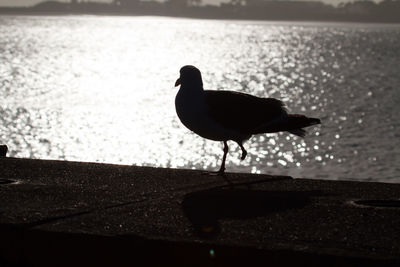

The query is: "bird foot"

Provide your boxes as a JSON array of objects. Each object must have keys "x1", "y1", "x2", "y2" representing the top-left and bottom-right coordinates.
[{"x1": 202, "y1": 170, "x2": 225, "y2": 176}]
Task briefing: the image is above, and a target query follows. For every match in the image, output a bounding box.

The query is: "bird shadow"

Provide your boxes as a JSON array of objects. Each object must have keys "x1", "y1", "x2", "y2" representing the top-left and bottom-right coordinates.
[{"x1": 182, "y1": 186, "x2": 323, "y2": 238}]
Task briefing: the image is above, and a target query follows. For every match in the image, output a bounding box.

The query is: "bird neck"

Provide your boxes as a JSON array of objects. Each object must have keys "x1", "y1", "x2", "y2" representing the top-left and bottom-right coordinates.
[{"x1": 180, "y1": 84, "x2": 204, "y2": 95}]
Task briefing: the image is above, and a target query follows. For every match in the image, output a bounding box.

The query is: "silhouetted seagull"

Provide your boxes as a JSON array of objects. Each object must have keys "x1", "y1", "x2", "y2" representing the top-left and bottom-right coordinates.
[{"x1": 175, "y1": 65, "x2": 321, "y2": 174}]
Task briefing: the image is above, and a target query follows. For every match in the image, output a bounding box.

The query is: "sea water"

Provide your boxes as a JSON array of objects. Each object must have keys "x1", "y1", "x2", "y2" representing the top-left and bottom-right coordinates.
[{"x1": 1, "y1": 15, "x2": 399, "y2": 182}]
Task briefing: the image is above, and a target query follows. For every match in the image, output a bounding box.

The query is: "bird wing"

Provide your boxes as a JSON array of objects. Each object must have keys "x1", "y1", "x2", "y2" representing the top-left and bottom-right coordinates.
[{"x1": 204, "y1": 90, "x2": 287, "y2": 134}]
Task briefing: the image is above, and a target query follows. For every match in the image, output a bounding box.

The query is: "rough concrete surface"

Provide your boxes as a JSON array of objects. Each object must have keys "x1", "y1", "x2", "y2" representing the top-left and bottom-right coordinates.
[{"x1": 0, "y1": 157, "x2": 399, "y2": 266}]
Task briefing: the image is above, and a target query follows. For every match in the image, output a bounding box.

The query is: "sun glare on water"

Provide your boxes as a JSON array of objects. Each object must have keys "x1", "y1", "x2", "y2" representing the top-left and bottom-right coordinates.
[{"x1": 1, "y1": 16, "x2": 400, "y2": 182}]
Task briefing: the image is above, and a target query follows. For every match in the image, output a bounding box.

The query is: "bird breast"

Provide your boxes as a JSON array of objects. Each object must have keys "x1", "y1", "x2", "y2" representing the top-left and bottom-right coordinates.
[{"x1": 175, "y1": 88, "x2": 208, "y2": 132}]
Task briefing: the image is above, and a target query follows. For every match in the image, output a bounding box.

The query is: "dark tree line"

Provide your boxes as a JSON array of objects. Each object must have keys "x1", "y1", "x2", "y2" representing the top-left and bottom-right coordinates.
[{"x1": 1, "y1": 0, "x2": 399, "y2": 23}]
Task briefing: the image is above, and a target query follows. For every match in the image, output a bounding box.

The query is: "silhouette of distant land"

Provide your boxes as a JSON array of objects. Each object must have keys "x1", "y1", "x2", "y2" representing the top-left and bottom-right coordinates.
[{"x1": 0, "y1": 0, "x2": 399, "y2": 23}]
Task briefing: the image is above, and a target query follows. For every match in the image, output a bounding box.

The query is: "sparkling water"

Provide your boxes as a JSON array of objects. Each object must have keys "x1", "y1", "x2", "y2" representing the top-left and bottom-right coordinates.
[{"x1": 1, "y1": 16, "x2": 399, "y2": 182}]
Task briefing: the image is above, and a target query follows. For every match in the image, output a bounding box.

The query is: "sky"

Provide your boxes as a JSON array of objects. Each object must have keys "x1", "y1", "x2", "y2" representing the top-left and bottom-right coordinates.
[{"x1": 0, "y1": 0, "x2": 380, "y2": 7}]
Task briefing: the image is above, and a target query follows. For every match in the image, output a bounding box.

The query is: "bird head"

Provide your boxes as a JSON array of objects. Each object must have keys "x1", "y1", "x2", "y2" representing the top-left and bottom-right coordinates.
[{"x1": 175, "y1": 65, "x2": 203, "y2": 88}]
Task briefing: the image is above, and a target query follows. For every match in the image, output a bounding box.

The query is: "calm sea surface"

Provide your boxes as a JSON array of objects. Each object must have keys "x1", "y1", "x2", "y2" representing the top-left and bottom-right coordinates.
[{"x1": 1, "y1": 15, "x2": 399, "y2": 182}]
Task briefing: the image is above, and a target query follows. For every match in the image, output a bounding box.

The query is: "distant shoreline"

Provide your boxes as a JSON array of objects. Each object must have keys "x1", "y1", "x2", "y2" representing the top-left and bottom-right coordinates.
[
  {"x1": 1, "y1": 1, "x2": 400, "y2": 24},
  {"x1": 1, "y1": 10, "x2": 400, "y2": 25}
]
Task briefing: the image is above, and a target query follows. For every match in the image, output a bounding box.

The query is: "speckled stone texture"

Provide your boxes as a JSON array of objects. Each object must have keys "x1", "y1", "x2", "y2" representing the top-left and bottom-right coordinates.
[{"x1": 1, "y1": 157, "x2": 399, "y2": 266}]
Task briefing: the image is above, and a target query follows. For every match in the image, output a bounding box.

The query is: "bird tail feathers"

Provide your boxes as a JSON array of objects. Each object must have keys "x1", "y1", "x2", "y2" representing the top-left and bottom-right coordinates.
[
  {"x1": 288, "y1": 129, "x2": 307, "y2": 137},
  {"x1": 286, "y1": 115, "x2": 321, "y2": 137},
  {"x1": 254, "y1": 114, "x2": 321, "y2": 137}
]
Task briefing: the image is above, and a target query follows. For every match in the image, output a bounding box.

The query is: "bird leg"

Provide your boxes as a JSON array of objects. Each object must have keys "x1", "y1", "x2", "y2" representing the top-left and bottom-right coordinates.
[
  {"x1": 202, "y1": 141, "x2": 229, "y2": 176},
  {"x1": 237, "y1": 142, "x2": 247, "y2": 160},
  {"x1": 204, "y1": 141, "x2": 246, "y2": 176},
  {"x1": 216, "y1": 141, "x2": 229, "y2": 174}
]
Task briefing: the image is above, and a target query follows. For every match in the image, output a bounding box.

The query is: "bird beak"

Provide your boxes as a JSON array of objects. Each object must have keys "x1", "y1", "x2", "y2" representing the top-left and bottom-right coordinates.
[{"x1": 175, "y1": 78, "x2": 181, "y2": 87}]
